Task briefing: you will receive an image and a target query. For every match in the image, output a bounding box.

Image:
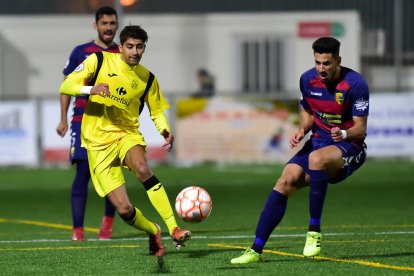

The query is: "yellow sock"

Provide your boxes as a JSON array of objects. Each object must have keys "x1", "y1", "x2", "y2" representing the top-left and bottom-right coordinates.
[
  {"x1": 147, "y1": 183, "x2": 178, "y2": 235},
  {"x1": 124, "y1": 207, "x2": 157, "y2": 235}
]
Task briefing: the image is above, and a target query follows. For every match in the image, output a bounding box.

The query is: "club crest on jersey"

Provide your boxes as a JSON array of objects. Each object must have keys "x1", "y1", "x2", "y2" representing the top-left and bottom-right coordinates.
[
  {"x1": 74, "y1": 63, "x2": 84, "y2": 72},
  {"x1": 335, "y1": 92, "x2": 344, "y2": 104},
  {"x1": 132, "y1": 79, "x2": 138, "y2": 89}
]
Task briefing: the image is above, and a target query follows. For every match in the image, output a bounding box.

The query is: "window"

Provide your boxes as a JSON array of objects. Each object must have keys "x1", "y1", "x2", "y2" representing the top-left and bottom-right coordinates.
[{"x1": 240, "y1": 37, "x2": 286, "y2": 94}]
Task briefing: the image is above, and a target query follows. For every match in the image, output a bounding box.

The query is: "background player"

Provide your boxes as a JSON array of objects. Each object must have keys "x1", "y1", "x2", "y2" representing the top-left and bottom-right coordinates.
[
  {"x1": 59, "y1": 25, "x2": 191, "y2": 254},
  {"x1": 231, "y1": 36, "x2": 369, "y2": 264},
  {"x1": 56, "y1": 6, "x2": 119, "y2": 241}
]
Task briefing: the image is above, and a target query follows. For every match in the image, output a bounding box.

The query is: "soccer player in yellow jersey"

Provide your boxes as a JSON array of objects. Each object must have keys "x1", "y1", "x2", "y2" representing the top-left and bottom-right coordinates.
[{"x1": 60, "y1": 25, "x2": 191, "y2": 256}]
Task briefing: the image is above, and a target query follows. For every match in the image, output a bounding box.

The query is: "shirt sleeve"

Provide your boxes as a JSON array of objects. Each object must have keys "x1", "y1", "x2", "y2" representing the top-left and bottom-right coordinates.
[
  {"x1": 146, "y1": 77, "x2": 171, "y2": 134},
  {"x1": 60, "y1": 54, "x2": 98, "y2": 97},
  {"x1": 151, "y1": 113, "x2": 171, "y2": 134},
  {"x1": 63, "y1": 47, "x2": 80, "y2": 76},
  {"x1": 299, "y1": 74, "x2": 311, "y2": 110},
  {"x1": 350, "y1": 78, "x2": 370, "y2": 116}
]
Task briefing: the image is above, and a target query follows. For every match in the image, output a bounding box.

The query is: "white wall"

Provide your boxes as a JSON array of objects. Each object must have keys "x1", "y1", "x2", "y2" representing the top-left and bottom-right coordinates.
[{"x1": 0, "y1": 11, "x2": 360, "y2": 98}]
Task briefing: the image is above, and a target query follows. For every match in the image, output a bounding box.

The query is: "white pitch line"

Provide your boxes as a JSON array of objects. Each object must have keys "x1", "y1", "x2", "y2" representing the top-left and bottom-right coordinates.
[{"x1": 0, "y1": 230, "x2": 413, "y2": 244}]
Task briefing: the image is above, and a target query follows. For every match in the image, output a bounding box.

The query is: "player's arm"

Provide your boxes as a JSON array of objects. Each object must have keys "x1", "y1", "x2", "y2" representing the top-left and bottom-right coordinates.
[
  {"x1": 151, "y1": 113, "x2": 174, "y2": 152},
  {"x1": 290, "y1": 108, "x2": 314, "y2": 148},
  {"x1": 57, "y1": 47, "x2": 76, "y2": 137},
  {"x1": 331, "y1": 116, "x2": 367, "y2": 142},
  {"x1": 146, "y1": 77, "x2": 174, "y2": 151},
  {"x1": 56, "y1": 82, "x2": 71, "y2": 137},
  {"x1": 60, "y1": 54, "x2": 110, "y2": 97}
]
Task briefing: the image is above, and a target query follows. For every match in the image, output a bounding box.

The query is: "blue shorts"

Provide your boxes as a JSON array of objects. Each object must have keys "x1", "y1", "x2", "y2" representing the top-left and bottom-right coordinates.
[
  {"x1": 287, "y1": 137, "x2": 367, "y2": 184},
  {"x1": 70, "y1": 121, "x2": 88, "y2": 163}
]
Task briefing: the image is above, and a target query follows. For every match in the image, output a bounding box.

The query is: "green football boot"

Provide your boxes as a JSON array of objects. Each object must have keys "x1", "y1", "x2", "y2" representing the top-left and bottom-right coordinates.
[
  {"x1": 230, "y1": 248, "x2": 263, "y2": 264},
  {"x1": 303, "y1": 231, "x2": 322, "y2": 257}
]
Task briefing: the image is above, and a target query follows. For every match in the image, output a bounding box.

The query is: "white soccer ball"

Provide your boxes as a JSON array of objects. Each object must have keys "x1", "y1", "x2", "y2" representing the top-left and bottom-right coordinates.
[{"x1": 175, "y1": 186, "x2": 212, "y2": 222}]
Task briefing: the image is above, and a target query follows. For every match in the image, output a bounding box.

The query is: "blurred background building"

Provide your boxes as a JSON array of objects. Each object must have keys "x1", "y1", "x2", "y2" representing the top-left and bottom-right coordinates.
[{"x1": 2, "y1": 0, "x2": 413, "y2": 94}]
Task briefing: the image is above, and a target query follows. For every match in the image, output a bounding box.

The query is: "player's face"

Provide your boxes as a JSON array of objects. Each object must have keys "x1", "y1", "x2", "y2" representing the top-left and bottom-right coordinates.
[
  {"x1": 95, "y1": 14, "x2": 118, "y2": 45},
  {"x1": 314, "y1": 52, "x2": 341, "y2": 82},
  {"x1": 119, "y1": 38, "x2": 146, "y2": 66}
]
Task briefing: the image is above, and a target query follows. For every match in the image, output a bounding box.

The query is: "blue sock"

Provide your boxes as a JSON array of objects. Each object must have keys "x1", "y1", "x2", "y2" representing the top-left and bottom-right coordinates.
[
  {"x1": 308, "y1": 169, "x2": 328, "y2": 232},
  {"x1": 252, "y1": 190, "x2": 288, "y2": 253},
  {"x1": 71, "y1": 160, "x2": 90, "y2": 228},
  {"x1": 104, "y1": 196, "x2": 116, "y2": 217}
]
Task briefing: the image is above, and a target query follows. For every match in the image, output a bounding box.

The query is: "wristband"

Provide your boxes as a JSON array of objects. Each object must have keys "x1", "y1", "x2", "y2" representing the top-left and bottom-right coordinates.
[
  {"x1": 340, "y1": 129, "x2": 347, "y2": 139},
  {"x1": 80, "y1": 86, "x2": 93, "y2": 95}
]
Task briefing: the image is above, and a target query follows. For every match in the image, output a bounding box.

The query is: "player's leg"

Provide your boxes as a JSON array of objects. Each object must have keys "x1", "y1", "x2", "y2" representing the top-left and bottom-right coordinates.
[
  {"x1": 106, "y1": 185, "x2": 164, "y2": 256},
  {"x1": 231, "y1": 163, "x2": 307, "y2": 264},
  {"x1": 304, "y1": 142, "x2": 368, "y2": 256},
  {"x1": 124, "y1": 145, "x2": 191, "y2": 248},
  {"x1": 87, "y1": 144, "x2": 164, "y2": 256},
  {"x1": 304, "y1": 145, "x2": 344, "y2": 257},
  {"x1": 71, "y1": 159, "x2": 90, "y2": 241}
]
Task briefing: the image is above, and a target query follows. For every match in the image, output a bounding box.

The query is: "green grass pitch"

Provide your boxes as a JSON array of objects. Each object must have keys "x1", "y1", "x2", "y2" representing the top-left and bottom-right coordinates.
[{"x1": 0, "y1": 159, "x2": 413, "y2": 275}]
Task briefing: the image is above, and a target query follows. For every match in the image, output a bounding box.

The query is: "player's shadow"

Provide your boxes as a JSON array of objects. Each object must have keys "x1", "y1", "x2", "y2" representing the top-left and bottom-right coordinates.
[
  {"x1": 153, "y1": 256, "x2": 170, "y2": 274},
  {"x1": 215, "y1": 258, "x2": 298, "y2": 271}
]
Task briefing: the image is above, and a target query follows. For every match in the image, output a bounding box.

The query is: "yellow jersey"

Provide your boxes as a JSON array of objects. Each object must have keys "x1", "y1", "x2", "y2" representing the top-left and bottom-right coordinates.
[{"x1": 60, "y1": 52, "x2": 170, "y2": 150}]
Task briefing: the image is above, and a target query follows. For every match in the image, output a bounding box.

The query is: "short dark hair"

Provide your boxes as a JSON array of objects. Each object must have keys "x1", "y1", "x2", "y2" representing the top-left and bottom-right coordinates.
[
  {"x1": 312, "y1": 37, "x2": 341, "y2": 57},
  {"x1": 120, "y1": 25, "x2": 148, "y2": 45},
  {"x1": 95, "y1": 6, "x2": 117, "y2": 22}
]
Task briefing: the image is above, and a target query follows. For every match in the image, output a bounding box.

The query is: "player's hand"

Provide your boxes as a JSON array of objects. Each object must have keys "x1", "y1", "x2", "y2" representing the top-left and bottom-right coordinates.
[
  {"x1": 331, "y1": 126, "x2": 345, "y2": 142},
  {"x1": 91, "y1": 83, "x2": 110, "y2": 97},
  {"x1": 289, "y1": 130, "x2": 304, "y2": 148},
  {"x1": 161, "y1": 130, "x2": 174, "y2": 152},
  {"x1": 56, "y1": 120, "x2": 68, "y2": 137}
]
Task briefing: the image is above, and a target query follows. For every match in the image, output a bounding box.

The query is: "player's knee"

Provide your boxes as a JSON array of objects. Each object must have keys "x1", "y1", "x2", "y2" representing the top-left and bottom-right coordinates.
[
  {"x1": 308, "y1": 151, "x2": 328, "y2": 170},
  {"x1": 132, "y1": 161, "x2": 152, "y2": 181},
  {"x1": 117, "y1": 204, "x2": 134, "y2": 219},
  {"x1": 275, "y1": 177, "x2": 295, "y2": 196}
]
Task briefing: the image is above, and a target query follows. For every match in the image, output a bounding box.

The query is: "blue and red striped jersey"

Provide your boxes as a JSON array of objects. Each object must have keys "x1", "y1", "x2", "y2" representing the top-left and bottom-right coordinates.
[{"x1": 299, "y1": 66, "x2": 369, "y2": 140}]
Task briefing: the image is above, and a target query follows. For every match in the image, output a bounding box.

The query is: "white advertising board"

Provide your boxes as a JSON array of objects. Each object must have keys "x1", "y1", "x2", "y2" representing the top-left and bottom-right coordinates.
[
  {"x1": 366, "y1": 93, "x2": 414, "y2": 157},
  {"x1": 0, "y1": 101, "x2": 38, "y2": 166},
  {"x1": 40, "y1": 99, "x2": 72, "y2": 163}
]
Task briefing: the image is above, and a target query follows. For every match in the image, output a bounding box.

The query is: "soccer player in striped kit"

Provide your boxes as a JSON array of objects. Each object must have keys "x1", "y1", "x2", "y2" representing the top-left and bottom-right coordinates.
[
  {"x1": 231, "y1": 36, "x2": 369, "y2": 264},
  {"x1": 56, "y1": 6, "x2": 119, "y2": 241}
]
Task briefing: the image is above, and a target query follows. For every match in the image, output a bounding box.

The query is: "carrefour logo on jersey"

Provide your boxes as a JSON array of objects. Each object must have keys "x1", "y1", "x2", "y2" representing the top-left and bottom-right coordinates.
[{"x1": 108, "y1": 87, "x2": 131, "y2": 106}]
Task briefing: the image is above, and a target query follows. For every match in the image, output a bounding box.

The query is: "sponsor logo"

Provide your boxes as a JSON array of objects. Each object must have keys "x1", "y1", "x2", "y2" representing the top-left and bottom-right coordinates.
[
  {"x1": 355, "y1": 98, "x2": 369, "y2": 111},
  {"x1": 310, "y1": 90, "x2": 322, "y2": 96},
  {"x1": 116, "y1": 87, "x2": 127, "y2": 96},
  {"x1": 108, "y1": 73, "x2": 117, "y2": 77},
  {"x1": 316, "y1": 111, "x2": 342, "y2": 124},
  {"x1": 108, "y1": 94, "x2": 131, "y2": 107}
]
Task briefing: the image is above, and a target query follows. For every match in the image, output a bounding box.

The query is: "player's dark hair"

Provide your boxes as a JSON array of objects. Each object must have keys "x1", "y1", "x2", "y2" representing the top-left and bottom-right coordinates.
[
  {"x1": 312, "y1": 37, "x2": 341, "y2": 57},
  {"x1": 95, "y1": 6, "x2": 117, "y2": 22},
  {"x1": 120, "y1": 25, "x2": 148, "y2": 45}
]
